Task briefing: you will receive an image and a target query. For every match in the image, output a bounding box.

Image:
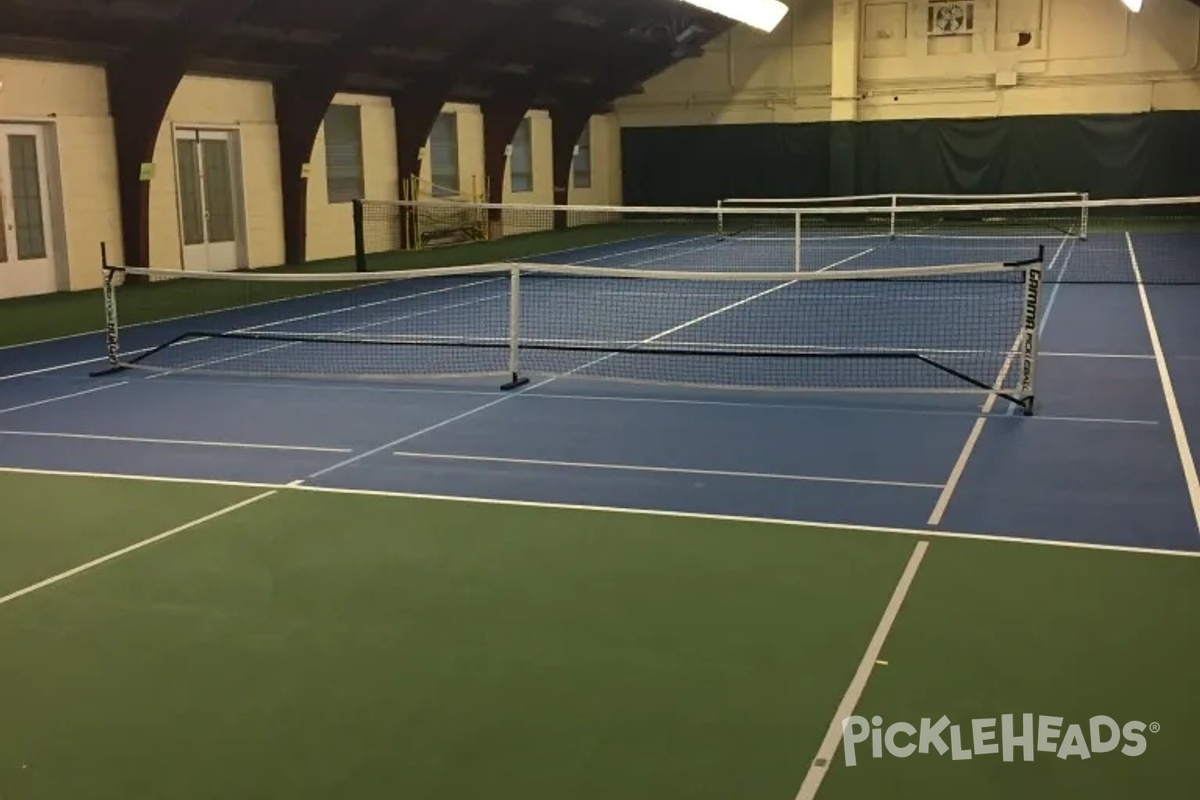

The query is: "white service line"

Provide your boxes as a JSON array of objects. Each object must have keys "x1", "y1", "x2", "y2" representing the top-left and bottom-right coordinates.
[
  {"x1": 1126, "y1": 232, "x2": 1200, "y2": 537},
  {"x1": 392, "y1": 451, "x2": 943, "y2": 490},
  {"x1": 4, "y1": 465, "x2": 1200, "y2": 559},
  {"x1": 0, "y1": 490, "x2": 279, "y2": 608},
  {"x1": 0, "y1": 430, "x2": 352, "y2": 453},
  {"x1": 1, "y1": 356, "x2": 120, "y2": 382},
  {"x1": 0, "y1": 383, "x2": 129, "y2": 415},
  {"x1": 793, "y1": 541, "x2": 929, "y2": 800}
]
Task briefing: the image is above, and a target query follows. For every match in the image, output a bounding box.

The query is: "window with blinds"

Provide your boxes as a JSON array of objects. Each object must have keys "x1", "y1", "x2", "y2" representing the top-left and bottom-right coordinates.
[
  {"x1": 510, "y1": 118, "x2": 533, "y2": 193},
  {"x1": 429, "y1": 113, "x2": 460, "y2": 197},
  {"x1": 323, "y1": 104, "x2": 364, "y2": 204},
  {"x1": 572, "y1": 122, "x2": 592, "y2": 190}
]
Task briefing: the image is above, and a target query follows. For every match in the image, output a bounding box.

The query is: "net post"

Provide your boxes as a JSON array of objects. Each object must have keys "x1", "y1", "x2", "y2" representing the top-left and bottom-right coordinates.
[
  {"x1": 889, "y1": 195, "x2": 898, "y2": 240},
  {"x1": 91, "y1": 244, "x2": 127, "y2": 377},
  {"x1": 352, "y1": 199, "x2": 367, "y2": 272},
  {"x1": 1017, "y1": 245, "x2": 1043, "y2": 416},
  {"x1": 500, "y1": 266, "x2": 530, "y2": 391},
  {"x1": 717, "y1": 200, "x2": 725, "y2": 239},
  {"x1": 1080, "y1": 192, "x2": 1089, "y2": 241},
  {"x1": 793, "y1": 212, "x2": 802, "y2": 272}
]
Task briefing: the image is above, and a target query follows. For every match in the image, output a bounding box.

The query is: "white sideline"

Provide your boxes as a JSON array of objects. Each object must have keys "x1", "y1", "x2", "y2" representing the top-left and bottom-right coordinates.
[
  {"x1": 926, "y1": 233, "x2": 1069, "y2": 526},
  {"x1": 793, "y1": 541, "x2": 929, "y2": 800},
  {"x1": 1126, "y1": 232, "x2": 1200, "y2": 537}
]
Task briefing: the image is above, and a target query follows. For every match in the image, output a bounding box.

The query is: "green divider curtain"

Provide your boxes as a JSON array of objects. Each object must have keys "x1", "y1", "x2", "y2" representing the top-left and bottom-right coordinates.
[{"x1": 621, "y1": 111, "x2": 1200, "y2": 203}]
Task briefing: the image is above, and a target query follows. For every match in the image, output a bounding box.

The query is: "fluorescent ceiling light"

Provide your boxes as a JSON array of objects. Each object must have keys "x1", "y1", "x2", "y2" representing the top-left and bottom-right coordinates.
[
  {"x1": 1121, "y1": 0, "x2": 1142, "y2": 11},
  {"x1": 679, "y1": 0, "x2": 790, "y2": 34}
]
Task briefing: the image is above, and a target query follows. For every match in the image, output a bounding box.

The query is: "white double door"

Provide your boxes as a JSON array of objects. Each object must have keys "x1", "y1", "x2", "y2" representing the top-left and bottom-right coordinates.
[
  {"x1": 0, "y1": 124, "x2": 57, "y2": 298},
  {"x1": 175, "y1": 128, "x2": 242, "y2": 272}
]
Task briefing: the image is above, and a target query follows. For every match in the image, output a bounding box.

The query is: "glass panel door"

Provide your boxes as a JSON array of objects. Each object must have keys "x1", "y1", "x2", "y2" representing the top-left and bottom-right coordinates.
[
  {"x1": 175, "y1": 138, "x2": 205, "y2": 246},
  {"x1": 0, "y1": 124, "x2": 57, "y2": 298},
  {"x1": 176, "y1": 128, "x2": 241, "y2": 271},
  {"x1": 0, "y1": 183, "x2": 8, "y2": 264},
  {"x1": 7, "y1": 134, "x2": 47, "y2": 260},
  {"x1": 200, "y1": 138, "x2": 235, "y2": 244}
]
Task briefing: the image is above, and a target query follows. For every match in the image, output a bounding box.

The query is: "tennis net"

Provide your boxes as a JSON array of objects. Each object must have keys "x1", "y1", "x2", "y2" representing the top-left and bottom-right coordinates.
[
  {"x1": 355, "y1": 195, "x2": 1199, "y2": 283},
  {"x1": 100, "y1": 252, "x2": 1045, "y2": 414},
  {"x1": 718, "y1": 191, "x2": 1089, "y2": 241}
]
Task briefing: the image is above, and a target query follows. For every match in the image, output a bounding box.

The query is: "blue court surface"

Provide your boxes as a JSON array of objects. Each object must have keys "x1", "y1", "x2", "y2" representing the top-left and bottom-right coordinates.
[
  {"x1": 4, "y1": 226, "x2": 1200, "y2": 800},
  {"x1": 2, "y1": 227, "x2": 1198, "y2": 553}
]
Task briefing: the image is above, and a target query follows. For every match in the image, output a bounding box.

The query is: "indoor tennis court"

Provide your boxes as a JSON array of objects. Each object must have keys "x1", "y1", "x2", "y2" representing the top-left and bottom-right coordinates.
[
  {"x1": 2, "y1": 0, "x2": 1200, "y2": 798},
  {"x1": 3, "y1": 196, "x2": 1199, "y2": 798}
]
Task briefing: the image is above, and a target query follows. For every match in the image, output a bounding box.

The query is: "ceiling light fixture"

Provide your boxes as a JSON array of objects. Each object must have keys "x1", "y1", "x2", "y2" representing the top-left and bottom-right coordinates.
[
  {"x1": 678, "y1": 0, "x2": 789, "y2": 34},
  {"x1": 1121, "y1": 0, "x2": 1142, "y2": 11}
]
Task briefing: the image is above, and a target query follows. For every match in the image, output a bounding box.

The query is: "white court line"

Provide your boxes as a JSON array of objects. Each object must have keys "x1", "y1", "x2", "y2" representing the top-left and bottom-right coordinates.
[
  {"x1": 303, "y1": 246, "x2": 880, "y2": 482},
  {"x1": 1, "y1": 356, "x2": 132, "y2": 382},
  {"x1": 0, "y1": 430, "x2": 352, "y2": 453},
  {"x1": 1126, "y1": 232, "x2": 1200, "y2": 537},
  {"x1": 1041, "y1": 351, "x2": 1153, "y2": 360},
  {"x1": 0, "y1": 340, "x2": 1146, "y2": 385},
  {"x1": 0, "y1": 383, "x2": 129, "y2": 415},
  {"x1": 96, "y1": 373, "x2": 1158, "y2": 426},
  {"x1": 0, "y1": 228, "x2": 698, "y2": 383},
  {"x1": 3, "y1": 466, "x2": 1199, "y2": 559},
  {"x1": 0, "y1": 228, "x2": 681, "y2": 355},
  {"x1": 0, "y1": 490, "x2": 280, "y2": 608},
  {"x1": 392, "y1": 451, "x2": 943, "y2": 490},
  {"x1": 927, "y1": 232, "x2": 1070, "y2": 526},
  {"x1": 0, "y1": 279, "x2": 500, "y2": 383},
  {"x1": 817, "y1": 247, "x2": 879, "y2": 273},
  {"x1": 794, "y1": 541, "x2": 929, "y2": 800},
  {"x1": 145, "y1": 286, "x2": 506, "y2": 379},
  {"x1": 153, "y1": 233, "x2": 755, "y2": 379}
]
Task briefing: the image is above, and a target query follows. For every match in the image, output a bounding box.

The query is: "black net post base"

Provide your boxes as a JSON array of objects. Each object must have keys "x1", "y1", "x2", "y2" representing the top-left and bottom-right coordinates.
[{"x1": 501, "y1": 374, "x2": 531, "y2": 391}]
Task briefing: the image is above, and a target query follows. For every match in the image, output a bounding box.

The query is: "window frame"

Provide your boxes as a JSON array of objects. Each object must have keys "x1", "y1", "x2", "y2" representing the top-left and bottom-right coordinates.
[
  {"x1": 323, "y1": 104, "x2": 365, "y2": 204},
  {"x1": 572, "y1": 121, "x2": 592, "y2": 190},
  {"x1": 429, "y1": 112, "x2": 460, "y2": 197},
  {"x1": 510, "y1": 117, "x2": 533, "y2": 193}
]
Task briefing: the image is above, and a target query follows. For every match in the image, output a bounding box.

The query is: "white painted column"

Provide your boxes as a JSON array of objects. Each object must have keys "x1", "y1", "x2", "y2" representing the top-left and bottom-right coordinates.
[{"x1": 830, "y1": 0, "x2": 861, "y2": 121}]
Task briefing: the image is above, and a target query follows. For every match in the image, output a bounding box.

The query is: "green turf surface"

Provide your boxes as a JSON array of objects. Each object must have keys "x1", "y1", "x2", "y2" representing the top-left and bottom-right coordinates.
[
  {"x1": 0, "y1": 473, "x2": 260, "y2": 595},
  {"x1": 818, "y1": 539, "x2": 1200, "y2": 799},
  {"x1": 1, "y1": 471, "x2": 1198, "y2": 799}
]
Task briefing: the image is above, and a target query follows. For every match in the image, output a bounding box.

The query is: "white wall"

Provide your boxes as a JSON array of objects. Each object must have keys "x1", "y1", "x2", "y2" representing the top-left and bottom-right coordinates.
[
  {"x1": 306, "y1": 92, "x2": 399, "y2": 262},
  {"x1": 0, "y1": 58, "x2": 121, "y2": 291},
  {"x1": 152, "y1": 75, "x2": 284, "y2": 271},
  {"x1": 617, "y1": 0, "x2": 1200, "y2": 126},
  {"x1": 0, "y1": 55, "x2": 627, "y2": 296}
]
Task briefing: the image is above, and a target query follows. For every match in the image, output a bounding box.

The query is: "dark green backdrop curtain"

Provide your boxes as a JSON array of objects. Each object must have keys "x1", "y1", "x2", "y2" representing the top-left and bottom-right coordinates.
[
  {"x1": 621, "y1": 123, "x2": 830, "y2": 206},
  {"x1": 621, "y1": 111, "x2": 1200, "y2": 204}
]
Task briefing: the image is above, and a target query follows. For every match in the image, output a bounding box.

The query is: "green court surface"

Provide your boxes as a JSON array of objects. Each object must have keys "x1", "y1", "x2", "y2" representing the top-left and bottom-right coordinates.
[{"x1": 1, "y1": 470, "x2": 1198, "y2": 800}]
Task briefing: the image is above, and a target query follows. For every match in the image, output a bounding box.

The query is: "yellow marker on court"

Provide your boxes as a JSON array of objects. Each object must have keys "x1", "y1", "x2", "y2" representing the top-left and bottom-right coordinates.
[{"x1": 875, "y1": 659, "x2": 889, "y2": 666}]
